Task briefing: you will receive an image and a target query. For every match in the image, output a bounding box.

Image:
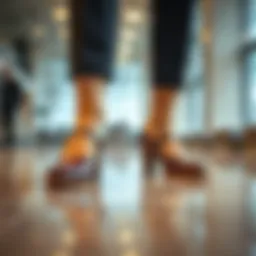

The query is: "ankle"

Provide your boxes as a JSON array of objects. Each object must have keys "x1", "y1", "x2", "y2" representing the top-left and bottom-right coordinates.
[
  {"x1": 144, "y1": 125, "x2": 169, "y2": 140},
  {"x1": 61, "y1": 132, "x2": 96, "y2": 163},
  {"x1": 75, "y1": 118, "x2": 100, "y2": 132}
]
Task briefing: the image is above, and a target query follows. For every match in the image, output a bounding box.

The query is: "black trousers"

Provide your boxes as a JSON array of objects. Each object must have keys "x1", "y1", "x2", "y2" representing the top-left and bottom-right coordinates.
[
  {"x1": 71, "y1": 0, "x2": 193, "y2": 88},
  {"x1": 1, "y1": 109, "x2": 15, "y2": 141}
]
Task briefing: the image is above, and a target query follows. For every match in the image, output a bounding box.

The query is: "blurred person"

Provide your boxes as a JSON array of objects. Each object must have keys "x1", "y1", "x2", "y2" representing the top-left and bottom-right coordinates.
[
  {"x1": 48, "y1": 0, "x2": 202, "y2": 188},
  {"x1": 0, "y1": 66, "x2": 23, "y2": 145}
]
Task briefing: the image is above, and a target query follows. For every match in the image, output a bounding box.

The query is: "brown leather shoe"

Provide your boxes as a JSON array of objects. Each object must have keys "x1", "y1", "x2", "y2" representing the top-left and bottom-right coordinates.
[
  {"x1": 141, "y1": 133, "x2": 204, "y2": 180},
  {"x1": 46, "y1": 130, "x2": 100, "y2": 190},
  {"x1": 163, "y1": 156, "x2": 204, "y2": 180}
]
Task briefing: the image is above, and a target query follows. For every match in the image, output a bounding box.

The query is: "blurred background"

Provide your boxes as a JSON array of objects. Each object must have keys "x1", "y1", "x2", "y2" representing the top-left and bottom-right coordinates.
[
  {"x1": 1, "y1": 0, "x2": 149, "y2": 142},
  {"x1": 0, "y1": 0, "x2": 247, "y2": 142},
  {"x1": 1, "y1": 1, "x2": 256, "y2": 256}
]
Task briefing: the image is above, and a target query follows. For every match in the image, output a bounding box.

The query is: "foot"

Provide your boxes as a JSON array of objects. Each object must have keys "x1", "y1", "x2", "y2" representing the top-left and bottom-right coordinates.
[
  {"x1": 141, "y1": 131, "x2": 204, "y2": 180},
  {"x1": 47, "y1": 131, "x2": 99, "y2": 189},
  {"x1": 61, "y1": 131, "x2": 95, "y2": 164},
  {"x1": 160, "y1": 139, "x2": 204, "y2": 180}
]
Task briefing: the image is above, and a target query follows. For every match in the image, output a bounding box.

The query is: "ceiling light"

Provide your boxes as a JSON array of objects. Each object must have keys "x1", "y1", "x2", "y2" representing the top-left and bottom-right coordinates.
[
  {"x1": 125, "y1": 10, "x2": 142, "y2": 24},
  {"x1": 53, "y1": 6, "x2": 70, "y2": 22}
]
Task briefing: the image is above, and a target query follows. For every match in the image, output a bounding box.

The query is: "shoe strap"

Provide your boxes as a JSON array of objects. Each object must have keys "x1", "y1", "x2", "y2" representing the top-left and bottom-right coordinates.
[
  {"x1": 142, "y1": 132, "x2": 172, "y2": 145},
  {"x1": 73, "y1": 128, "x2": 98, "y2": 141}
]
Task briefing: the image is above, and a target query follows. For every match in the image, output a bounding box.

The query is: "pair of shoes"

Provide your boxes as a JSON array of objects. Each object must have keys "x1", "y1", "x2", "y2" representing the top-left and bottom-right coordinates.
[
  {"x1": 141, "y1": 133, "x2": 204, "y2": 180},
  {"x1": 46, "y1": 129, "x2": 100, "y2": 190}
]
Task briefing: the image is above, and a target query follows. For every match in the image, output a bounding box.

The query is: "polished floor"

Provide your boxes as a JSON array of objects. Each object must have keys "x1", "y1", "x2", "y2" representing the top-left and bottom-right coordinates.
[{"x1": 0, "y1": 145, "x2": 255, "y2": 256}]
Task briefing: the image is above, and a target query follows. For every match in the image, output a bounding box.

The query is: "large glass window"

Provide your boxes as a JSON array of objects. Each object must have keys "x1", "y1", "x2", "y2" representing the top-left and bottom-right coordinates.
[
  {"x1": 183, "y1": 2, "x2": 205, "y2": 133},
  {"x1": 243, "y1": 0, "x2": 256, "y2": 124},
  {"x1": 105, "y1": 0, "x2": 148, "y2": 131},
  {"x1": 245, "y1": 0, "x2": 256, "y2": 40},
  {"x1": 244, "y1": 52, "x2": 256, "y2": 124}
]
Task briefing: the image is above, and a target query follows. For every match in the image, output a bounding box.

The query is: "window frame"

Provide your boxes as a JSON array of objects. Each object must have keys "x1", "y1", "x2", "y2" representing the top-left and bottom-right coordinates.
[{"x1": 240, "y1": 0, "x2": 256, "y2": 125}]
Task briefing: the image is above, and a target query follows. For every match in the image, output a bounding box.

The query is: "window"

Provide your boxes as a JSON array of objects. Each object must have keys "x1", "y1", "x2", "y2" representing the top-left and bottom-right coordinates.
[
  {"x1": 183, "y1": 2, "x2": 205, "y2": 133},
  {"x1": 243, "y1": 0, "x2": 256, "y2": 124},
  {"x1": 244, "y1": 51, "x2": 256, "y2": 124},
  {"x1": 245, "y1": 0, "x2": 256, "y2": 40}
]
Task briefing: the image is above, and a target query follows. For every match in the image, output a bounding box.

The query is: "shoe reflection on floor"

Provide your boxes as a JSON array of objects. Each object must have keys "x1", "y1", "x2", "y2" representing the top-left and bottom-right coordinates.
[{"x1": 0, "y1": 142, "x2": 254, "y2": 256}]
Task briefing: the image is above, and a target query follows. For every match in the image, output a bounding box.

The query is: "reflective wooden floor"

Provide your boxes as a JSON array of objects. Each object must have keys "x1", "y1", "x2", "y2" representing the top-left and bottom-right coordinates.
[{"x1": 0, "y1": 146, "x2": 255, "y2": 256}]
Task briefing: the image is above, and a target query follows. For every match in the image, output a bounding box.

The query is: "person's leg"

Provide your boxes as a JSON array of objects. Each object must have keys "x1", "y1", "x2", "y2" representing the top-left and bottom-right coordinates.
[
  {"x1": 144, "y1": 0, "x2": 204, "y2": 178},
  {"x1": 61, "y1": 0, "x2": 118, "y2": 164},
  {"x1": 2, "y1": 111, "x2": 15, "y2": 144},
  {"x1": 145, "y1": 0, "x2": 193, "y2": 156}
]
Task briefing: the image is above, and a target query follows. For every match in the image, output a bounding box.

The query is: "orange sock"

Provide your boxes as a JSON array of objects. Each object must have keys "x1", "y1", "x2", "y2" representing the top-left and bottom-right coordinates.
[
  {"x1": 61, "y1": 76, "x2": 105, "y2": 164},
  {"x1": 145, "y1": 88, "x2": 178, "y2": 138},
  {"x1": 145, "y1": 88, "x2": 181, "y2": 157}
]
